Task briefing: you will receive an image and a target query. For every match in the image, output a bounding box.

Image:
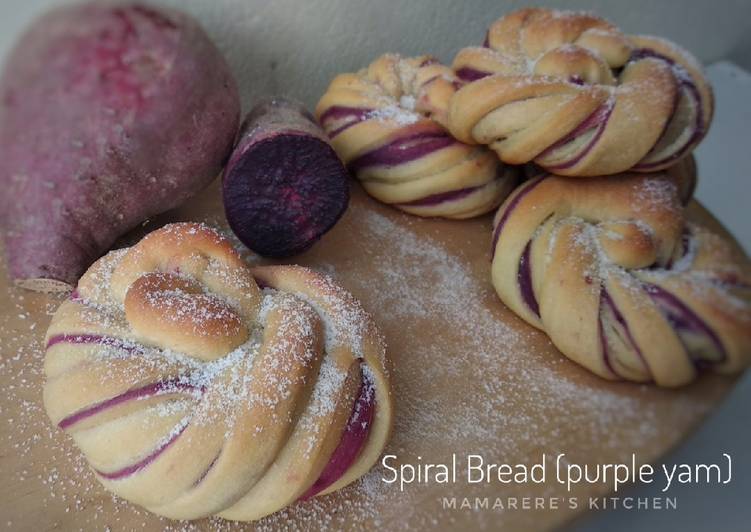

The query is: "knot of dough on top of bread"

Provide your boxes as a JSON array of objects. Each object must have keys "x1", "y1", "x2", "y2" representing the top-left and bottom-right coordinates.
[
  {"x1": 449, "y1": 8, "x2": 713, "y2": 176},
  {"x1": 316, "y1": 53, "x2": 518, "y2": 219},
  {"x1": 109, "y1": 223, "x2": 261, "y2": 360},
  {"x1": 42, "y1": 222, "x2": 392, "y2": 521},
  {"x1": 490, "y1": 164, "x2": 751, "y2": 387}
]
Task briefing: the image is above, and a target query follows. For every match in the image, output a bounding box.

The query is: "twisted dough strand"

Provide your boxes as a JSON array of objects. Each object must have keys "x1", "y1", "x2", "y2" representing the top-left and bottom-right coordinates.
[
  {"x1": 450, "y1": 8, "x2": 713, "y2": 176},
  {"x1": 490, "y1": 171, "x2": 751, "y2": 386},
  {"x1": 43, "y1": 223, "x2": 392, "y2": 521},
  {"x1": 316, "y1": 54, "x2": 518, "y2": 218}
]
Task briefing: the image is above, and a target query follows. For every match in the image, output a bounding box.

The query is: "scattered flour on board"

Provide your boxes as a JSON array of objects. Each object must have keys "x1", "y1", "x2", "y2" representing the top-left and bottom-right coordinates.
[{"x1": 0, "y1": 203, "x2": 721, "y2": 531}]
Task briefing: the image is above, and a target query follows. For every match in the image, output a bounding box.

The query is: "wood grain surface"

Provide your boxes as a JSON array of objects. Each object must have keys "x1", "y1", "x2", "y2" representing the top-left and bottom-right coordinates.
[{"x1": 0, "y1": 180, "x2": 742, "y2": 531}]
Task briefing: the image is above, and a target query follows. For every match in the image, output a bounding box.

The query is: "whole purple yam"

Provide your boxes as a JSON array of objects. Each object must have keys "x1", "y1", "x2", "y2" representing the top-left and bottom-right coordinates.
[
  {"x1": 223, "y1": 98, "x2": 350, "y2": 258},
  {"x1": 0, "y1": 2, "x2": 241, "y2": 291}
]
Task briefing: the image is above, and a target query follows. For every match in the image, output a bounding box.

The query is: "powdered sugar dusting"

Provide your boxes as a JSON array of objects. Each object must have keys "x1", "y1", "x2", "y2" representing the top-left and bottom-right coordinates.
[
  {"x1": 633, "y1": 176, "x2": 680, "y2": 213},
  {"x1": 257, "y1": 204, "x2": 719, "y2": 529},
  {"x1": 365, "y1": 105, "x2": 420, "y2": 126}
]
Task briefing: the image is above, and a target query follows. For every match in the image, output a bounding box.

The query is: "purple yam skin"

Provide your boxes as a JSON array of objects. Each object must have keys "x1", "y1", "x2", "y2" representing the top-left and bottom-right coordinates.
[
  {"x1": 0, "y1": 3, "x2": 241, "y2": 290},
  {"x1": 223, "y1": 98, "x2": 350, "y2": 258}
]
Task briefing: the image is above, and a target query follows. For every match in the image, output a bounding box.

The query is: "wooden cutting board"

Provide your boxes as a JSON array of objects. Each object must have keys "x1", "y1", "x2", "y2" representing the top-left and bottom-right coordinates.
[{"x1": 0, "y1": 179, "x2": 742, "y2": 531}]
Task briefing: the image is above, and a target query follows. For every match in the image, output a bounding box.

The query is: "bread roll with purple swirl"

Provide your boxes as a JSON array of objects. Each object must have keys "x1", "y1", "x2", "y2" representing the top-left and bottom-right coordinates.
[
  {"x1": 490, "y1": 171, "x2": 750, "y2": 386},
  {"x1": 450, "y1": 8, "x2": 713, "y2": 176},
  {"x1": 316, "y1": 54, "x2": 518, "y2": 219},
  {"x1": 43, "y1": 223, "x2": 392, "y2": 520}
]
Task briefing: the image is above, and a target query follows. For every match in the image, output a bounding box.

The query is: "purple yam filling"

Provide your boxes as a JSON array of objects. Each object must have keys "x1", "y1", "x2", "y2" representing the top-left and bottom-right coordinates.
[
  {"x1": 598, "y1": 289, "x2": 648, "y2": 379},
  {"x1": 661, "y1": 229, "x2": 692, "y2": 270},
  {"x1": 396, "y1": 184, "x2": 484, "y2": 208},
  {"x1": 569, "y1": 75, "x2": 585, "y2": 85},
  {"x1": 539, "y1": 102, "x2": 614, "y2": 171},
  {"x1": 318, "y1": 106, "x2": 373, "y2": 138},
  {"x1": 191, "y1": 450, "x2": 223, "y2": 488},
  {"x1": 300, "y1": 366, "x2": 376, "y2": 500},
  {"x1": 633, "y1": 81, "x2": 703, "y2": 170},
  {"x1": 96, "y1": 423, "x2": 189, "y2": 480},
  {"x1": 455, "y1": 67, "x2": 492, "y2": 82},
  {"x1": 58, "y1": 379, "x2": 199, "y2": 430},
  {"x1": 398, "y1": 156, "x2": 514, "y2": 208},
  {"x1": 349, "y1": 132, "x2": 456, "y2": 172},
  {"x1": 628, "y1": 49, "x2": 705, "y2": 170},
  {"x1": 644, "y1": 283, "x2": 726, "y2": 368},
  {"x1": 46, "y1": 333, "x2": 143, "y2": 354},
  {"x1": 517, "y1": 241, "x2": 540, "y2": 317},
  {"x1": 491, "y1": 176, "x2": 547, "y2": 255},
  {"x1": 223, "y1": 133, "x2": 350, "y2": 258}
]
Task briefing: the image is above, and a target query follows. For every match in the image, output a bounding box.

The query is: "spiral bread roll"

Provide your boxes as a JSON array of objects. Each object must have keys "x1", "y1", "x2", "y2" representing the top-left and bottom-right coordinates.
[
  {"x1": 450, "y1": 8, "x2": 713, "y2": 176},
  {"x1": 490, "y1": 167, "x2": 751, "y2": 387},
  {"x1": 316, "y1": 53, "x2": 518, "y2": 218},
  {"x1": 43, "y1": 223, "x2": 392, "y2": 520}
]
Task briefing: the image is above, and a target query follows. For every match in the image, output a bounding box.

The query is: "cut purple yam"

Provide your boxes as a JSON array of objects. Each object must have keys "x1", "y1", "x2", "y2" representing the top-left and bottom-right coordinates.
[
  {"x1": 223, "y1": 98, "x2": 350, "y2": 258},
  {"x1": 517, "y1": 242, "x2": 540, "y2": 317},
  {"x1": 539, "y1": 102, "x2": 614, "y2": 171},
  {"x1": 96, "y1": 422, "x2": 189, "y2": 480},
  {"x1": 299, "y1": 365, "x2": 375, "y2": 500},
  {"x1": 349, "y1": 131, "x2": 456, "y2": 172},
  {"x1": 598, "y1": 289, "x2": 648, "y2": 380},
  {"x1": 58, "y1": 379, "x2": 199, "y2": 430},
  {"x1": 491, "y1": 176, "x2": 547, "y2": 255},
  {"x1": 644, "y1": 283, "x2": 726, "y2": 367},
  {"x1": 318, "y1": 106, "x2": 373, "y2": 138},
  {"x1": 455, "y1": 67, "x2": 492, "y2": 83}
]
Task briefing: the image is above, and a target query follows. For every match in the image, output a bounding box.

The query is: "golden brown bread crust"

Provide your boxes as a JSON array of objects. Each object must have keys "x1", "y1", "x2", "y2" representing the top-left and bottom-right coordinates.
[
  {"x1": 449, "y1": 8, "x2": 713, "y2": 176},
  {"x1": 490, "y1": 170, "x2": 751, "y2": 387},
  {"x1": 315, "y1": 54, "x2": 518, "y2": 218},
  {"x1": 42, "y1": 223, "x2": 392, "y2": 521}
]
